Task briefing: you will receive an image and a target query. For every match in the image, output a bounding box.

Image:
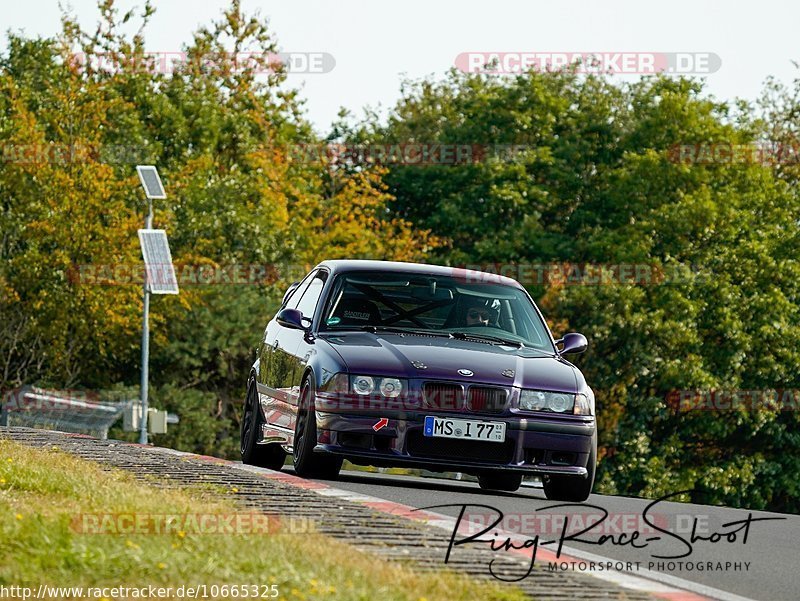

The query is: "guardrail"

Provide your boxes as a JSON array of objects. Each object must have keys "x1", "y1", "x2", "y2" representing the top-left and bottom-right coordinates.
[{"x1": 1, "y1": 386, "x2": 133, "y2": 439}]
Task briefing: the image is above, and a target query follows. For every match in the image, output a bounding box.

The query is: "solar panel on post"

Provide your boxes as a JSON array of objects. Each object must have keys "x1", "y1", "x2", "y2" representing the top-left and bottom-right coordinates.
[
  {"x1": 136, "y1": 165, "x2": 166, "y2": 199},
  {"x1": 135, "y1": 165, "x2": 173, "y2": 445},
  {"x1": 138, "y1": 229, "x2": 179, "y2": 294}
]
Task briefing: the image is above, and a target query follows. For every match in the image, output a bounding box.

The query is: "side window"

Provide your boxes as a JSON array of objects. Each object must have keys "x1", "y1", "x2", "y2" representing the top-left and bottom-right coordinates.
[
  {"x1": 287, "y1": 270, "x2": 317, "y2": 310},
  {"x1": 281, "y1": 282, "x2": 302, "y2": 308},
  {"x1": 294, "y1": 271, "x2": 328, "y2": 321}
]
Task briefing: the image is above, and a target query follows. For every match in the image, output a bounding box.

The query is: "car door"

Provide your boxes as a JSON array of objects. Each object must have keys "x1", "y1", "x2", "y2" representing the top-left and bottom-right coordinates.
[
  {"x1": 282, "y1": 269, "x2": 329, "y2": 445},
  {"x1": 261, "y1": 269, "x2": 329, "y2": 445},
  {"x1": 258, "y1": 278, "x2": 304, "y2": 387},
  {"x1": 257, "y1": 270, "x2": 316, "y2": 444}
]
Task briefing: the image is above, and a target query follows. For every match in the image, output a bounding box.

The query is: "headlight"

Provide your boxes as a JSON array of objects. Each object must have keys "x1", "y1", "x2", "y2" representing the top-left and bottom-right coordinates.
[
  {"x1": 350, "y1": 375, "x2": 407, "y2": 398},
  {"x1": 352, "y1": 375, "x2": 375, "y2": 395},
  {"x1": 379, "y1": 378, "x2": 403, "y2": 398},
  {"x1": 519, "y1": 390, "x2": 584, "y2": 414},
  {"x1": 519, "y1": 390, "x2": 548, "y2": 411}
]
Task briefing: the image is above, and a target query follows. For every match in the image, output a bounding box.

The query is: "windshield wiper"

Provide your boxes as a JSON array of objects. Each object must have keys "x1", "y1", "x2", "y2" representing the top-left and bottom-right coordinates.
[{"x1": 450, "y1": 331, "x2": 524, "y2": 347}]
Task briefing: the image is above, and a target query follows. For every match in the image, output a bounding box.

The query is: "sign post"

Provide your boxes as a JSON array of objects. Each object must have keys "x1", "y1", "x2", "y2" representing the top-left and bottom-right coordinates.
[{"x1": 135, "y1": 166, "x2": 176, "y2": 444}]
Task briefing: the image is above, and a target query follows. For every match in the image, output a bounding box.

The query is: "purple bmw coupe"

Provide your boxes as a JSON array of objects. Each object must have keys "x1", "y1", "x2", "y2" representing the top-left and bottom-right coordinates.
[{"x1": 241, "y1": 260, "x2": 596, "y2": 500}]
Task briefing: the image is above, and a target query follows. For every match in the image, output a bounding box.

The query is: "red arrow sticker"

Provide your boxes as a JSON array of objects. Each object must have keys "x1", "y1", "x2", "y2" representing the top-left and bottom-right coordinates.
[{"x1": 373, "y1": 417, "x2": 389, "y2": 432}]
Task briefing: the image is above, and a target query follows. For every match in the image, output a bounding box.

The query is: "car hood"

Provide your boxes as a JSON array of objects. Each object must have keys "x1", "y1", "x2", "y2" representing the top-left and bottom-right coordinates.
[{"x1": 319, "y1": 332, "x2": 578, "y2": 392}]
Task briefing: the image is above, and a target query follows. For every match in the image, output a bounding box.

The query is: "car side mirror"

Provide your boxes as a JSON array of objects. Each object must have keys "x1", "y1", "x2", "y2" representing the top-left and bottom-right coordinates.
[
  {"x1": 556, "y1": 332, "x2": 588, "y2": 355},
  {"x1": 276, "y1": 308, "x2": 309, "y2": 331}
]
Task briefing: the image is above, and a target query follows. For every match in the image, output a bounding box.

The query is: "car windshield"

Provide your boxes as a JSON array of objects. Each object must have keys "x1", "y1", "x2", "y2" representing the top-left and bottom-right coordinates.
[{"x1": 320, "y1": 271, "x2": 555, "y2": 351}]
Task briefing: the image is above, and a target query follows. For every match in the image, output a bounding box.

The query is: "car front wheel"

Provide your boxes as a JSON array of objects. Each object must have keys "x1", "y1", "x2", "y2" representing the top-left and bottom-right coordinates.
[{"x1": 293, "y1": 378, "x2": 343, "y2": 479}]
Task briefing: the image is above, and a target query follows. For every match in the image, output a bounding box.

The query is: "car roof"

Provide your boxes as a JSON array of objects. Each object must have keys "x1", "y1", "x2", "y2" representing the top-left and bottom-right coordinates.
[{"x1": 314, "y1": 259, "x2": 524, "y2": 290}]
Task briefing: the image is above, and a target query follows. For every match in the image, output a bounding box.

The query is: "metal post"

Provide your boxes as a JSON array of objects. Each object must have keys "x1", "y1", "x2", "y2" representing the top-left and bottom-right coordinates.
[{"x1": 139, "y1": 199, "x2": 153, "y2": 444}]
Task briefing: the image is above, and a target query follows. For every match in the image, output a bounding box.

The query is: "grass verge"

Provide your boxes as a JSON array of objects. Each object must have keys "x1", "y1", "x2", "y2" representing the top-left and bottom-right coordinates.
[{"x1": 0, "y1": 439, "x2": 526, "y2": 601}]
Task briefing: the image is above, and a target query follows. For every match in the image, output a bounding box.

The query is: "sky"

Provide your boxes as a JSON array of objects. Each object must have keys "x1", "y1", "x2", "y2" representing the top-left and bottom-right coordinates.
[{"x1": 4, "y1": 0, "x2": 799, "y2": 134}]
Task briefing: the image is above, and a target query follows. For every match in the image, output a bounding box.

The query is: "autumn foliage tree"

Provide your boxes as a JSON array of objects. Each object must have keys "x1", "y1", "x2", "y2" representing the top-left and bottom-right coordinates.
[{"x1": 0, "y1": 0, "x2": 435, "y2": 455}]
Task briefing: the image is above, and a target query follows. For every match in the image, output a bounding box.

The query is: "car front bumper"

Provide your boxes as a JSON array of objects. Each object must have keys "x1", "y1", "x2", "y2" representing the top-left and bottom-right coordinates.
[{"x1": 312, "y1": 400, "x2": 596, "y2": 477}]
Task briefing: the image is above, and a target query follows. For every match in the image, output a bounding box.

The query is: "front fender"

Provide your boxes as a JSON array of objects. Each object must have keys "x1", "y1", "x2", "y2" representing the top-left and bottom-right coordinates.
[{"x1": 303, "y1": 338, "x2": 348, "y2": 394}]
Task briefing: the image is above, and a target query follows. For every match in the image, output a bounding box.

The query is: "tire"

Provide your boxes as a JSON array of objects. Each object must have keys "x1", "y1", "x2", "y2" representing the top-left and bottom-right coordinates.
[
  {"x1": 477, "y1": 471, "x2": 523, "y2": 492},
  {"x1": 293, "y1": 377, "x2": 343, "y2": 479},
  {"x1": 241, "y1": 379, "x2": 286, "y2": 470},
  {"x1": 542, "y1": 437, "x2": 596, "y2": 502}
]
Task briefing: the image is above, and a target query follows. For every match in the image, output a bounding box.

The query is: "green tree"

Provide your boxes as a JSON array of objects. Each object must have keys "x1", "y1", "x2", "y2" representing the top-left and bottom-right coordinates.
[{"x1": 351, "y1": 70, "x2": 800, "y2": 511}]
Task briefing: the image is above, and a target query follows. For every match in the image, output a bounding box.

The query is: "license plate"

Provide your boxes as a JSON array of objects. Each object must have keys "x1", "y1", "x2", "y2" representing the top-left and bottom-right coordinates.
[{"x1": 423, "y1": 416, "x2": 506, "y2": 442}]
